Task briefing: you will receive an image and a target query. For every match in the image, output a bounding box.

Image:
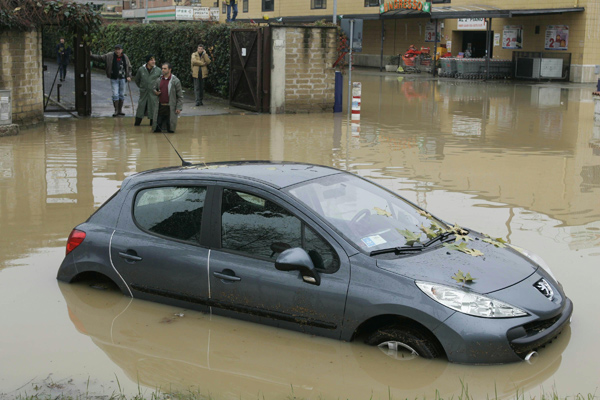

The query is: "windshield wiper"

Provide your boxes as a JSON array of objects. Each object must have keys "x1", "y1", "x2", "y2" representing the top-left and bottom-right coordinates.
[
  {"x1": 423, "y1": 231, "x2": 457, "y2": 247},
  {"x1": 370, "y1": 243, "x2": 424, "y2": 256}
]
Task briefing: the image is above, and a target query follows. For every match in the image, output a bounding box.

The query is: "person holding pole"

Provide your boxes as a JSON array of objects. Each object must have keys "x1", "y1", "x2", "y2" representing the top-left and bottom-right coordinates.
[
  {"x1": 90, "y1": 44, "x2": 132, "y2": 117},
  {"x1": 134, "y1": 55, "x2": 161, "y2": 126}
]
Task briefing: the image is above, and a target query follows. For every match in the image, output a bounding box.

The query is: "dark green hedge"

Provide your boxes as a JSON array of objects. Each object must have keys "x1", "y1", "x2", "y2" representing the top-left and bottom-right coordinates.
[{"x1": 43, "y1": 22, "x2": 232, "y2": 97}]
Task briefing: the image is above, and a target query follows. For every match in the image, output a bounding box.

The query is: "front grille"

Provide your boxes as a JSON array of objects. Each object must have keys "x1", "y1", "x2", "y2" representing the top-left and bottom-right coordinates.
[
  {"x1": 510, "y1": 314, "x2": 563, "y2": 357},
  {"x1": 522, "y1": 314, "x2": 561, "y2": 336}
]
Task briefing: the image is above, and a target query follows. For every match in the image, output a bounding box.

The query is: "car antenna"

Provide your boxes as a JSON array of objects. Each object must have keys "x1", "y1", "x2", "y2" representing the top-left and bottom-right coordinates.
[{"x1": 162, "y1": 132, "x2": 192, "y2": 167}]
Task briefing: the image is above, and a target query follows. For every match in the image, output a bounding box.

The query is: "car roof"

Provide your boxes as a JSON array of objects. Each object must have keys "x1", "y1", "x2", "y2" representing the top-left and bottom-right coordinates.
[{"x1": 124, "y1": 161, "x2": 344, "y2": 189}]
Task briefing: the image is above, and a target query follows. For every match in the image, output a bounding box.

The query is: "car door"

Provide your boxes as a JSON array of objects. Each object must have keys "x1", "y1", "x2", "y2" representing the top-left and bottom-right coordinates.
[
  {"x1": 110, "y1": 182, "x2": 213, "y2": 312},
  {"x1": 207, "y1": 184, "x2": 351, "y2": 339}
]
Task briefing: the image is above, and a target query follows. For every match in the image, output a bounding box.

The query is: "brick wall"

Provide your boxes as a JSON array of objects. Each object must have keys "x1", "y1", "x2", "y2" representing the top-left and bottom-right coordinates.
[
  {"x1": 0, "y1": 29, "x2": 44, "y2": 127},
  {"x1": 272, "y1": 26, "x2": 337, "y2": 113}
]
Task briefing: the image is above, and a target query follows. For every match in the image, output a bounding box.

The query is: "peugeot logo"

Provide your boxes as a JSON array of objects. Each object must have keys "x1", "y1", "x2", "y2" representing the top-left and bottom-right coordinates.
[{"x1": 534, "y1": 279, "x2": 554, "y2": 300}]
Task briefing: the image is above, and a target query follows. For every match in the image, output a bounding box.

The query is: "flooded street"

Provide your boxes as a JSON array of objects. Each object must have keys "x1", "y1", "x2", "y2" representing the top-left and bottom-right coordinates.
[{"x1": 1, "y1": 71, "x2": 599, "y2": 399}]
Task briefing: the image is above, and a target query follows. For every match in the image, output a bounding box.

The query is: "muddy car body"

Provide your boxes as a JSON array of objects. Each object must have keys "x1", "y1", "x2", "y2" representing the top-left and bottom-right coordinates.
[{"x1": 57, "y1": 161, "x2": 573, "y2": 364}]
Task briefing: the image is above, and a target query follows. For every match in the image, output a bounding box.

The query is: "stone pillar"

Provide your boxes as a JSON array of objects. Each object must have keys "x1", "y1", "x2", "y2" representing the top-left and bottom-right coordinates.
[
  {"x1": 0, "y1": 29, "x2": 44, "y2": 128},
  {"x1": 270, "y1": 26, "x2": 338, "y2": 114}
]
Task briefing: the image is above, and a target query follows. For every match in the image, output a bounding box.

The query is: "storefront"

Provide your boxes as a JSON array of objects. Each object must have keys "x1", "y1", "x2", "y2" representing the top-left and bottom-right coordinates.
[{"x1": 370, "y1": 2, "x2": 593, "y2": 82}]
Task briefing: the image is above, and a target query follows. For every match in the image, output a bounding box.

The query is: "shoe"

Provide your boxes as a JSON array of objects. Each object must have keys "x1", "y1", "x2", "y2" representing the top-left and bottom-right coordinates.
[
  {"x1": 112, "y1": 100, "x2": 119, "y2": 117},
  {"x1": 134, "y1": 117, "x2": 142, "y2": 126},
  {"x1": 195, "y1": 102, "x2": 200, "y2": 106},
  {"x1": 118, "y1": 100, "x2": 125, "y2": 116},
  {"x1": 199, "y1": 101, "x2": 203, "y2": 106},
  {"x1": 167, "y1": 130, "x2": 175, "y2": 133}
]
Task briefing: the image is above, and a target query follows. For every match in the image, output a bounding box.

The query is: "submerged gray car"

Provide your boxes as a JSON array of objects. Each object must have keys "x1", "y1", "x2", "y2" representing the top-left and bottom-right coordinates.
[{"x1": 57, "y1": 161, "x2": 572, "y2": 364}]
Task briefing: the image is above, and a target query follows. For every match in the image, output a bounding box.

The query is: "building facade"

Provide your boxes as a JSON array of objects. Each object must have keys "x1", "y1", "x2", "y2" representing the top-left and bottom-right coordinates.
[{"x1": 120, "y1": 0, "x2": 600, "y2": 83}]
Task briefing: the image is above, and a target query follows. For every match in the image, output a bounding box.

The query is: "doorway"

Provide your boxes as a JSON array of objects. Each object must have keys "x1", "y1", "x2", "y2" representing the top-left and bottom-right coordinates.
[{"x1": 461, "y1": 31, "x2": 493, "y2": 58}]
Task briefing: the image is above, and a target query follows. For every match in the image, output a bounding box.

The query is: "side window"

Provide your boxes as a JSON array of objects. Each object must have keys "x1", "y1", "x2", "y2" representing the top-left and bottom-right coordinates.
[
  {"x1": 304, "y1": 225, "x2": 340, "y2": 273},
  {"x1": 221, "y1": 189, "x2": 301, "y2": 259},
  {"x1": 134, "y1": 186, "x2": 207, "y2": 243}
]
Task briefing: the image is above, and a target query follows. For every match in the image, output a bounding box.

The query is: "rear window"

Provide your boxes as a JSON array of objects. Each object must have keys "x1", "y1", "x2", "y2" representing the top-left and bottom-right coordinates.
[{"x1": 133, "y1": 186, "x2": 207, "y2": 243}]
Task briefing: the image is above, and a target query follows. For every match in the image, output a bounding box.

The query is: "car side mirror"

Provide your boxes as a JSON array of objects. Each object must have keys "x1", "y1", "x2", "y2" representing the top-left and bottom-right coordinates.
[{"x1": 275, "y1": 248, "x2": 321, "y2": 286}]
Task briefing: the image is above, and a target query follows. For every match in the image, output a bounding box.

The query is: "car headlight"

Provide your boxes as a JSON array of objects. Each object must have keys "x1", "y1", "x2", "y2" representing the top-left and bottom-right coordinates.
[
  {"x1": 416, "y1": 281, "x2": 528, "y2": 318},
  {"x1": 509, "y1": 245, "x2": 557, "y2": 282}
]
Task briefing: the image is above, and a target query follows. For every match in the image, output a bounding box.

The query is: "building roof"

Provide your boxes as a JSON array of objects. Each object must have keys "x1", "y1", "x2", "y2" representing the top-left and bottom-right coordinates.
[{"x1": 380, "y1": 4, "x2": 585, "y2": 19}]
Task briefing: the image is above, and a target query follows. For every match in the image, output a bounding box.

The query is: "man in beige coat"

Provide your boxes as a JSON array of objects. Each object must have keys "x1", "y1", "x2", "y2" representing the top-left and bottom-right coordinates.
[{"x1": 191, "y1": 44, "x2": 211, "y2": 106}]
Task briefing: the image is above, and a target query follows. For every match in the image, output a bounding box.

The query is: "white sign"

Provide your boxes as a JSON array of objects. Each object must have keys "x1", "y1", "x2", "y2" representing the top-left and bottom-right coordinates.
[
  {"x1": 194, "y1": 7, "x2": 210, "y2": 20},
  {"x1": 176, "y1": 6, "x2": 194, "y2": 20},
  {"x1": 210, "y1": 7, "x2": 219, "y2": 21},
  {"x1": 241, "y1": 48, "x2": 246, "y2": 57},
  {"x1": 457, "y1": 18, "x2": 487, "y2": 30},
  {"x1": 502, "y1": 25, "x2": 523, "y2": 49},
  {"x1": 446, "y1": 40, "x2": 451, "y2": 52},
  {"x1": 494, "y1": 33, "x2": 500, "y2": 47},
  {"x1": 545, "y1": 25, "x2": 569, "y2": 50},
  {"x1": 425, "y1": 21, "x2": 441, "y2": 42}
]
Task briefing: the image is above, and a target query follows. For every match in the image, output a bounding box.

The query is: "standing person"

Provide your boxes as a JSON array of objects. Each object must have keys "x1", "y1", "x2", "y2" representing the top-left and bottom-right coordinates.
[
  {"x1": 225, "y1": 0, "x2": 238, "y2": 22},
  {"x1": 90, "y1": 44, "x2": 132, "y2": 117},
  {"x1": 191, "y1": 44, "x2": 211, "y2": 106},
  {"x1": 134, "y1": 55, "x2": 161, "y2": 126},
  {"x1": 56, "y1": 37, "x2": 71, "y2": 82},
  {"x1": 152, "y1": 63, "x2": 183, "y2": 133}
]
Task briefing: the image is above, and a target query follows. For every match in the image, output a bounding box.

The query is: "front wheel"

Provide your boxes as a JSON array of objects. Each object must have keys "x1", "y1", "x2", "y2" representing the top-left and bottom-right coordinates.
[{"x1": 365, "y1": 325, "x2": 441, "y2": 360}]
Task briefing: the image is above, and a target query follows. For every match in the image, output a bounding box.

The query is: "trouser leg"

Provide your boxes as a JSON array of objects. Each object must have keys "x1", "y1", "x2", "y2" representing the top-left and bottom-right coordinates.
[
  {"x1": 194, "y1": 78, "x2": 201, "y2": 105},
  {"x1": 198, "y1": 77, "x2": 204, "y2": 104},
  {"x1": 232, "y1": 3, "x2": 238, "y2": 21}
]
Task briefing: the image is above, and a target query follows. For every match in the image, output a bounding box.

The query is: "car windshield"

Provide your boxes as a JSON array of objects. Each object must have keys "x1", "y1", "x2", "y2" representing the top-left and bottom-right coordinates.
[{"x1": 285, "y1": 173, "x2": 448, "y2": 253}]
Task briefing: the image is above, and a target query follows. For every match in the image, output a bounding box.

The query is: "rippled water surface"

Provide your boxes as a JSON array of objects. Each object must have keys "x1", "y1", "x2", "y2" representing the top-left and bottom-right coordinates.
[{"x1": 1, "y1": 72, "x2": 599, "y2": 399}]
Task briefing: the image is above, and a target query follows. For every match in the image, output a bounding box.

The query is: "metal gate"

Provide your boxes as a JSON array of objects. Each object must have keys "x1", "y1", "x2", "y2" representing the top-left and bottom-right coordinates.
[
  {"x1": 230, "y1": 27, "x2": 271, "y2": 112},
  {"x1": 42, "y1": 28, "x2": 91, "y2": 116}
]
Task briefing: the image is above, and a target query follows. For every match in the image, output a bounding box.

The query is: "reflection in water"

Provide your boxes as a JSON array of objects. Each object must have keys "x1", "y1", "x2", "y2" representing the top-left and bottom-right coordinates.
[
  {"x1": 0, "y1": 73, "x2": 599, "y2": 398},
  {"x1": 59, "y1": 282, "x2": 568, "y2": 399}
]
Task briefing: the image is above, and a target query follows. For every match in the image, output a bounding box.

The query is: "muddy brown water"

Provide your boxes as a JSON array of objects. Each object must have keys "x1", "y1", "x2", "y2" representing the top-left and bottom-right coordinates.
[{"x1": 1, "y1": 72, "x2": 599, "y2": 399}]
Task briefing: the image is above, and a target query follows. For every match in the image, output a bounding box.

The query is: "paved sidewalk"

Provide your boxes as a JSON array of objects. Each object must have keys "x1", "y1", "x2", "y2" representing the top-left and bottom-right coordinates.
[{"x1": 43, "y1": 61, "x2": 249, "y2": 118}]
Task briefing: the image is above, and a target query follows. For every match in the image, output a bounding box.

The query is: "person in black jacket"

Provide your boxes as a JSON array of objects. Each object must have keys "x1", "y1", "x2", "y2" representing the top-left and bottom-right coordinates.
[
  {"x1": 56, "y1": 37, "x2": 71, "y2": 82},
  {"x1": 90, "y1": 44, "x2": 132, "y2": 117}
]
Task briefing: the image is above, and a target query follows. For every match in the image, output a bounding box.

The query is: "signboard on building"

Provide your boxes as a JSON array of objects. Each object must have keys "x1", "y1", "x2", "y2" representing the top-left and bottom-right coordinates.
[
  {"x1": 194, "y1": 7, "x2": 210, "y2": 20},
  {"x1": 502, "y1": 25, "x2": 523, "y2": 49},
  {"x1": 210, "y1": 7, "x2": 219, "y2": 21},
  {"x1": 147, "y1": 7, "x2": 176, "y2": 20},
  {"x1": 380, "y1": 0, "x2": 431, "y2": 14},
  {"x1": 545, "y1": 25, "x2": 569, "y2": 50},
  {"x1": 425, "y1": 21, "x2": 441, "y2": 42},
  {"x1": 176, "y1": 6, "x2": 194, "y2": 20},
  {"x1": 457, "y1": 18, "x2": 487, "y2": 30}
]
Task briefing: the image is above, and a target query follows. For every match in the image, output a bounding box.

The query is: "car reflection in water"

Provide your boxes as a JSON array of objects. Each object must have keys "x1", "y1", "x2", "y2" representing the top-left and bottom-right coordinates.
[{"x1": 60, "y1": 281, "x2": 570, "y2": 400}]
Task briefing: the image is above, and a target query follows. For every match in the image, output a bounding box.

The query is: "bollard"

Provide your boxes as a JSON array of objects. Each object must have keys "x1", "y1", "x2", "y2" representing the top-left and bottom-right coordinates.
[
  {"x1": 334, "y1": 71, "x2": 343, "y2": 113},
  {"x1": 351, "y1": 82, "x2": 361, "y2": 136},
  {"x1": 597, "y1": 78, "x2": 600, "y2": 92}
]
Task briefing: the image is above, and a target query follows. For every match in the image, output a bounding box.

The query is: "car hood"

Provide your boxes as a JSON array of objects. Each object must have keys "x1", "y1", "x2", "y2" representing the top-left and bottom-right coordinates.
[{"x1": 376, "y1": 239, "x2": 538, "y2": 294}]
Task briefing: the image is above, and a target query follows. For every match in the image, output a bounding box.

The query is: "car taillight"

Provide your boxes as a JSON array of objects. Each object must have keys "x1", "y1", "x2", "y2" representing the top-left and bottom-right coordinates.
[{"x1": 66, "y1": 229, "x2": 86, "y2": 255}]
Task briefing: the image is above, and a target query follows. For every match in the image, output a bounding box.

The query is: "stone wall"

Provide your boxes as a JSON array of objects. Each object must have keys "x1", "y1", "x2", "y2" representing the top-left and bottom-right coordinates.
[
  {"x1": 271, "y1": 26, "x2": 338, "y2": 114},
  {"x1": 0, "y1": 29, "x2": 44, "y2": 127}
]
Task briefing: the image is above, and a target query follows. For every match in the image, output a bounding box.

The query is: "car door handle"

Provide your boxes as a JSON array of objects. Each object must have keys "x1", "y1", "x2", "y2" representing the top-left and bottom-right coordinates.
[
  {"x1": 118, "y1": 252, "x2": 143, "y2": 262},
  {"x1": 213, "y1": 271, "x2": 241, "y2": 282}
]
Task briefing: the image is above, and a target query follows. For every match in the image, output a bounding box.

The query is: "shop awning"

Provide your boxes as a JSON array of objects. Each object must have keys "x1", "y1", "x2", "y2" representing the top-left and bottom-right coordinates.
[{"x1": 380, "y1": 4, "x2": 585, "y2": 20}]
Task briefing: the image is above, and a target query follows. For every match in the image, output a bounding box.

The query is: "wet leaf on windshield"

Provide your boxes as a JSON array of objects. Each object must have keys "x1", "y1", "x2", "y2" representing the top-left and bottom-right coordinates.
[
  {"x1": 449, "y1": 224, "x2": 468, "y2": 236},
  {"x1": 374, "y1": 207, "x2": 392, "y2": 217},
  {"x1": 443, "y1": 242, "x2": 483, "y2": 257},
  {"x1": 421, "y1": 225, "x2": 438, "y2": 239},
  {"x1": 452, "y1": 270, "x2": 476, "y2": 284},
  {"x1": 482, "y1": 238, "x2": 507, "y2": 248},
  {"x1": 418, "y1": 210, "x2": 432, "y2": 218},
  {"x1": 266, "y1": 167, "x2": 277, "y2": 170},
  {"x1": 454, "y1": 234, "x2": 473, "y2": 243},
  {"x1": 397, "y1": 229, "x2": 421, "y2": 246}
]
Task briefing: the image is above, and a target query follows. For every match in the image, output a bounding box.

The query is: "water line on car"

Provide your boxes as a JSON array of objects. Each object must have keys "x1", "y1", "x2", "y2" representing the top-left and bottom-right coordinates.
[{"x1": 109, "y1": 230, "x2": 133, "y2": 298}]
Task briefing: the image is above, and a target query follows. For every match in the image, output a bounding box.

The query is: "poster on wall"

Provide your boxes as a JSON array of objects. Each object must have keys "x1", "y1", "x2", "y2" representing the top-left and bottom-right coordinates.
[
  {"x1": 457, "y1": 18, "x2": 487, "y2": 30},
  {"x1": 545, "y1": 25, "x2": 569, "y2": 50},
  {"x1": 502, "y1": 25, "x2": 523, "y2": 49},
  {"x1": 494, "y1": 33, "x2": 500, "y2": 46},
  {"x1": 425, "y1": 21, "x2": 441, "y2": 42}
]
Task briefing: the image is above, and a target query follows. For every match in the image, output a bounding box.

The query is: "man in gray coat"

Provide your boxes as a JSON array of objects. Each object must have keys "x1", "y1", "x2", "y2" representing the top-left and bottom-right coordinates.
[
  {"x1": 134, "y1": 55, "x2": 161, "y2": 126},
  {"x1": 90, "y1": 44, "x2": 132, "y2": 117},
  {"x1": 152, "y1": 62, "x2": 183, "y2": 133}
]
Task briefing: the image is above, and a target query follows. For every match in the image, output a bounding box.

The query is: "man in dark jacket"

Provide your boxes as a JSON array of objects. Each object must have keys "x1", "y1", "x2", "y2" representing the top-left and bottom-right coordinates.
[
  {"x1": 91, "y1": 44, "x2": 132, "y2": 117},
  {"x1": 152, "y1": 62, "x2": 183, "y2": 133},
  {"x1": 56, "y1": 37, "x2": 71, "y2": 82},
  {"x1": 134, "y1": 55, "x2": 161, "y2": 126}
]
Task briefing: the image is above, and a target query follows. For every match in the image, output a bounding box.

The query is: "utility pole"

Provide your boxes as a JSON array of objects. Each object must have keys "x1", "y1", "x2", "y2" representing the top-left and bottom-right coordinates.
[{"x1": 333, "y1": 0, "x2": 337, "y2": 23}]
